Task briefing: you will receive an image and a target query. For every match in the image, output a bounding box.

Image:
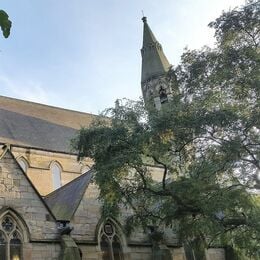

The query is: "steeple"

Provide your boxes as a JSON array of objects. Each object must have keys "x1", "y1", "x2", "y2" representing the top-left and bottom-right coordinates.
[
  {"x1": 141, "y1": 17, "x2": 171, "y2": 83},
  {"x1": 140, "y1": 17, "x2": 174, "y2": 110}
]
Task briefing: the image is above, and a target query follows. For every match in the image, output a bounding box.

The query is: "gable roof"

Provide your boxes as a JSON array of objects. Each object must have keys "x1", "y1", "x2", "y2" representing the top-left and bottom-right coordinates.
[
  {"x1": 0, "y1": 95, "x2": 99, "y2": 152},
  {"x1": 0, "y1": 108, "x2": 77, "y2": 152},
  {"x1": 44, "y1": 169, "x2": 93, "y2": 221},
  {"x1": 0, "y1": 146, "x2": 56, "y2": 220},
  {"x1": 0, "y1": 95, "x2": 96, "y2": 129}
]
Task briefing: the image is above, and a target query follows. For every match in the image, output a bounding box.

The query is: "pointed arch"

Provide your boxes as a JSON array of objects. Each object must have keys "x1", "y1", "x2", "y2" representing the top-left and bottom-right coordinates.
[
  {"x1": 0, "y1": 207, "x2": 30, "y2": 260},
  {"x1": 50, "y1": 161, "x2": 62, "y2": 190},
  {"x1": 0, "y1": 207, "x2": 30, "y2": 242},
  {"x1": 49, "y1": 160, "x2": 63, "y2": 171},
  {"x1": 96, "y1": 218, "x2": 128, "y2": 260},
  {"x1": 16, "y1": 156, "x2": 29, "y2": 174}
]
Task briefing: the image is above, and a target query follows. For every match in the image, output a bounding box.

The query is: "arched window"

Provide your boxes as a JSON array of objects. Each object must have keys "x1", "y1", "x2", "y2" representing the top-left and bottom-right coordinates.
[
  {"x1": 17, "y1": 158, "x2": 28, "y2": 174},
  {"x1": 159, "y1": 86, "x2": 168, "y2": 104},
  {"x1": 51, "y1": 162, "x2": 62, "y2": 190},
  {"x1": 99, "y1": 220, "x2": 124, "y2": 260},
  {"x1": 0, "y1": 214, "x2": 23, "y2": 260}
]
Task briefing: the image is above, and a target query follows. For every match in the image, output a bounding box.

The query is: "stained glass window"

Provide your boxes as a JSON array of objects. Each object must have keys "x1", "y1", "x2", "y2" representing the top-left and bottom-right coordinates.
[
  {"x1": 112, "y1": 235, "x2": 123, "y2": 260},
  {"x1": 10, "y1": 235, "x2": 22, "y2": 260},
  {"x1": 0, "y1": 215, "x2": 23, "y2": 260},
  {"x1": 100, "y1": 221, "x2": 124, "y2": 260},
  {"x1": 0, "y1": 231, "x2": 6, "y2": 260},
  {"x1": 2, "y1": 217, "x2": 14, "y2": 233},
  {"x1": 101, "y1": 235, "x2": 112, "y2": 260}
]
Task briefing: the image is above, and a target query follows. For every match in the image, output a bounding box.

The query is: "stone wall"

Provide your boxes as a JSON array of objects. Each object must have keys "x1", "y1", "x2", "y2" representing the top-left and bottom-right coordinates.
[
  {"x1": 0, "y1": 147, "x2": 226, "y2": 260},
  {"x1": 10, "y1": 146, "x2": 93, "y2": 195},
  {"x1": 28, "y1": 243, "x2": 60, "y2": 260},
  {"x1": 0, "y1": 148, "x2": 63, "y2": 259},
  {"x1": 71, "y1": 182, "x2": 100, "y2": 241},
  {"x1": 0, "y1": 150, "x2": 58, "y2": 240},
  {"x1": 206, "y1": 248, "x2": 225, "y2": 260}
]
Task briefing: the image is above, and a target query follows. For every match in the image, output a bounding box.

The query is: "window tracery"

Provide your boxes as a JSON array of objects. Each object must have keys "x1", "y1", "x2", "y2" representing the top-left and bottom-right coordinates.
[
  {"x1": 0, "y1": 215, "x2": 23, "y2": 260},
  {"x1": 99, "y1": 220, "x2": 124, "y2": 260}
]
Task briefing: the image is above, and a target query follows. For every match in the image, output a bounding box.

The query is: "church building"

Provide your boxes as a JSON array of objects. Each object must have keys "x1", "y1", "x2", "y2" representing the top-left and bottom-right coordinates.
[{"x1": 0, "y1": 18, "x2": 225, "y2": 260}]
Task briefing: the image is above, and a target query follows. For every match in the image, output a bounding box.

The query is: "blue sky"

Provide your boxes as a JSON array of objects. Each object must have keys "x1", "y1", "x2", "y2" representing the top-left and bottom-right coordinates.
[{"x1": 0, "y1": 0, "x2": 245, "y2": 114}]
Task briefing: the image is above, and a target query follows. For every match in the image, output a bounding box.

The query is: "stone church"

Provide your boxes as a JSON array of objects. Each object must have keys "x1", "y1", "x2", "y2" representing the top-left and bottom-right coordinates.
[{"x1": 0, "y1": 18, "x2": 225, "y2": 260}]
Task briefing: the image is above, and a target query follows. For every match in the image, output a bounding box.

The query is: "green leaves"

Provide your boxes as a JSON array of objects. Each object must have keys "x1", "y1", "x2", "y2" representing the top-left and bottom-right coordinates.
[
  {"x1": 209, "y1": 1, "x2": 260, "y2": 49},
  {"x1": 0, "y1": 10, "x2": 11, "y2": 38},
  {"x1": 73, "y1": 1, "x2": 260, "y2": 258}
]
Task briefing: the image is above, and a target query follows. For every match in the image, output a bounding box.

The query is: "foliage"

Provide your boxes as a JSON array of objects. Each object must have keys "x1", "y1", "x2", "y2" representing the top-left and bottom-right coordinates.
[
  {"x1": 0, "y1": 10, "x2": 11, "y2": 38},
  {"x1": 73, "y1": 2, "x2": 260, "y2": 258}
]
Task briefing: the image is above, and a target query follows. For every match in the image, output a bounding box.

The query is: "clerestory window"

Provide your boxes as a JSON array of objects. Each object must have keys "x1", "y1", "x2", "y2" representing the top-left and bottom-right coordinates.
[
  {"x1": 51, "y1": 162, "x2": 62, "y2": 190},
  {"x1": 17, "y1": 158, "x2": 28, "y2": 174}
]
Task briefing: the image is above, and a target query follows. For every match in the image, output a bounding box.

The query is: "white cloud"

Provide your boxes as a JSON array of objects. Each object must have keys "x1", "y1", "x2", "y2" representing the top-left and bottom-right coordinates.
[{"x1": 0, "y1": 74, "x2": 49, "y2": 104}]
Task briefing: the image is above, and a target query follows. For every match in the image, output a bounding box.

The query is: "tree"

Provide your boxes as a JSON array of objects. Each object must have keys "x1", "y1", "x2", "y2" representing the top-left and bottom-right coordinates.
[
  {"x1": 0, "y1": 10, "x2": 11, "y2": 38},
  {"x1": 73, "y1": 2, "x2": 260, "y2": 259}
]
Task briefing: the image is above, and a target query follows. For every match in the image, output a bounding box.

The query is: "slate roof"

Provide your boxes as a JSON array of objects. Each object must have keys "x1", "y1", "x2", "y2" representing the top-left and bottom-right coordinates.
[
  {"x1": 0, "y1": 95, "x2": 99, "y2": 152},
  {"x1": 0, "y1": 108, "x2": 77, "y2": 153},
  {"x1": 141, "y1": 17, "x2": 171, "y2": 83},
  {"x1": 44, "y1": 169, "x2": 93, "y2": 221},
  {"x1": 0, "y1": 95, "x2": 96, "y2": 129}
]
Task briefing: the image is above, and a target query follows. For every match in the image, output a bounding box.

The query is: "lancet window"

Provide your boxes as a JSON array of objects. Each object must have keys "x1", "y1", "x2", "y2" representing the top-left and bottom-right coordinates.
[
  {"x1": 51, "y1": 162, "x2": 62, "y2": 190},
  {"x1": 17, "y1": 158, "x2": 28, "y2": 174}
]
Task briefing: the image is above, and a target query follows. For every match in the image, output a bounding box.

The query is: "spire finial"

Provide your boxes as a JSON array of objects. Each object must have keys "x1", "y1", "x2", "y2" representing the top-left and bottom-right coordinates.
[{"x1": 141, "y1": 11, "x2": 147, "y2": 23}]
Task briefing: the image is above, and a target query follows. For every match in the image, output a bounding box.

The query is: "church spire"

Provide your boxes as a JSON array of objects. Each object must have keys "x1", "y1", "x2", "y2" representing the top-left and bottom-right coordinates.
[
  {"x1": 140, "y1": 17, "x2": 174, "y2": 110},
  {"x1": 141, "y1": 17, "x2": 171, "y2": 83}
]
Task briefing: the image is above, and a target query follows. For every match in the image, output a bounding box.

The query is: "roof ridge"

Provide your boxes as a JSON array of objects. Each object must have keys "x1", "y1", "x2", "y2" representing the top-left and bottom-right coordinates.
[
  {"x1": 0, "y1": 95, "x2": 98, "y2": 117},
  {"x1": 0, "y1": 107, "x2": 76, "y2": 130}
]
